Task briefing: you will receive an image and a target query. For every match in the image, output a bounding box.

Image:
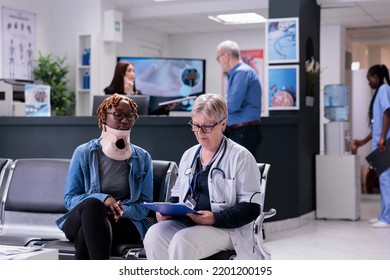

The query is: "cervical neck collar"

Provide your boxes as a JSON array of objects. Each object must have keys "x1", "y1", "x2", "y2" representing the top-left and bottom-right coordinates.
[{"x1": 100, "y1": 125, "x2": 131, "y2": 161}]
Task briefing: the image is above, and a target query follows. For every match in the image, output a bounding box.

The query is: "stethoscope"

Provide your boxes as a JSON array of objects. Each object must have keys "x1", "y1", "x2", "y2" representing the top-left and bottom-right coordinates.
[{"x1": 184, "y1": 137, "x2": 227, "y2": 195}]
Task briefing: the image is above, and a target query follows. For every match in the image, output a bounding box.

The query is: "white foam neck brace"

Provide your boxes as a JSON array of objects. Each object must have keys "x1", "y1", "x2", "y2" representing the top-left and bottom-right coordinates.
[{"x1": 100, "y1": 125, "x2": 131, "y2": 160}]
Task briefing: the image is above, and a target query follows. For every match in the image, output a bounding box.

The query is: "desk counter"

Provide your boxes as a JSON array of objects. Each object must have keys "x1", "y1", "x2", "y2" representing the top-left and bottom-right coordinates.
[{"x1": 0, "y1": 115, "x2": 315, "y2": 222}]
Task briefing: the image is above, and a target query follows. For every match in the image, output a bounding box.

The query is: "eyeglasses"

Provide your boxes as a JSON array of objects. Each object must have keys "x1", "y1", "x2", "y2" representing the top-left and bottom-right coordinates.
[
  {"x1": 107, "y1": 111, "x2": 136, "y2": 122},
  {"x1": 188, "y1": 119, "x2": 224, "y2": 134},
  {"x1": 215, "y1": 53, "x2": 224, "y2": 62}
]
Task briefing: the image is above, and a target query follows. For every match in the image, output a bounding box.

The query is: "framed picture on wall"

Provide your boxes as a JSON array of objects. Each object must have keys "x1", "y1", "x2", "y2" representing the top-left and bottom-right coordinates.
[
  {"x1": 2, "y1": 7, "x2": 36, "y2": 81},
  {"x1": 266, "y1": 17, "x2": 299, "y2": 63},
  {"x1": 268, "y1": 65, "x2": 299, "y2": 110},
  {"x1": 240, "y1": 49, "x2": 268, "y2": 117}
]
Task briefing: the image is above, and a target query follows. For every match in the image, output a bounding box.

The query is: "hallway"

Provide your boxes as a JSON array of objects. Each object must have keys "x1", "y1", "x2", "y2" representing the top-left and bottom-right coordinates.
[{"x1": 265, "y1": 194, "x2": 390, "y2": 259}]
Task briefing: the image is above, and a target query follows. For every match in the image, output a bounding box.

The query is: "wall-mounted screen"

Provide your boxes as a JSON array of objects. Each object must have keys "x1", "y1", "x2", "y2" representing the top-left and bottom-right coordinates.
[{"x1": 117, "y1": 56, "x2": 206, "y2": 112}]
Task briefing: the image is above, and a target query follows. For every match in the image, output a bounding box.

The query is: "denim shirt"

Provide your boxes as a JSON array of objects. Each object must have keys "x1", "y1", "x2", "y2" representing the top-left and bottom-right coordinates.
[
  {"x1": 225, "y1": 62, "x2": 262, "y2": 127},
  {"x1": 55, "y1": 138, "x2": 153, "y2": 239}
]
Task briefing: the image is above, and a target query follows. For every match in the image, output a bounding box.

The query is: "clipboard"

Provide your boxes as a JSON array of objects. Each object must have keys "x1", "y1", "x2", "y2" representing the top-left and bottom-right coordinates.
[
  {"x1": 365, "y1": 140, "x2": 390, "y2": 175},
  {"x1": 142, "y1": 202, "x2": 199, "y2": 216},
  {"x1": 157, "y1": 96, "x2": 197, "y2": 107}
]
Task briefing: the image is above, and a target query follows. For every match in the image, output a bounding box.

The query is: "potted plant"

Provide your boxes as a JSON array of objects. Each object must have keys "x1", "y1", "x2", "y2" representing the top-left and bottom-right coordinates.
[{"x1": 33, "y1": 53, "x2": 75, "y2": 115}]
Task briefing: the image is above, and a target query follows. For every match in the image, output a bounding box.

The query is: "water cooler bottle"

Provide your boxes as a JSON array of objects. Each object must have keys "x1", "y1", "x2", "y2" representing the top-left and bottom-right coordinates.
[{"x1": 324, "y1": 84, "x2": 351, "y2": 155}]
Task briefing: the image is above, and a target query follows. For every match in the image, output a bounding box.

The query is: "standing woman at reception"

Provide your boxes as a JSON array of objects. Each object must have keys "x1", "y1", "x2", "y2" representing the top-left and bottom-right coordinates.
[{"x1": 104, "y1": 61, "x2": 142, "y2": 95}]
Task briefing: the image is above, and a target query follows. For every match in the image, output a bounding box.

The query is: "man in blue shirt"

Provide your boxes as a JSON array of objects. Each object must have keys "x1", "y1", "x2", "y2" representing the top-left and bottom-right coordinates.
[{"x1": 216, "y1": 40, "x2": 262, "y2": 159}]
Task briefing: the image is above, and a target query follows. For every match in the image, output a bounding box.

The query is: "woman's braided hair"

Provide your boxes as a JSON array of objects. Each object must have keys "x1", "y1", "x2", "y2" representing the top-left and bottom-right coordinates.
[
  {"x1": 96, "y1": 93, "x2": 139, "y2": 128},
  {"x1": 367, "y1": 64, "x2": 390, "y2": 123}
]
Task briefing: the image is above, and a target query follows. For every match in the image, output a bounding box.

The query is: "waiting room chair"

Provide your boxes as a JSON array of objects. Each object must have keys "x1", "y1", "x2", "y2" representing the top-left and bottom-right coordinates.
[
  {"x1": 43, "y1": 159, "x2": 178, "y2": 260},
  {"x1": 0, "y1": 158, "x2": 70, "y2": 246},
  {"x1": 202, "y1": 163, "x2": 276, "y2": 260},
  {"x1": 0, "y1": 158, "x2": 13, "y2": 225},
  {"x1": 112, "y1": 160, "x2": 178, "y2": 259},
  {"x1": 124, "y1": 162, "x2": 276, "y2": 260}
]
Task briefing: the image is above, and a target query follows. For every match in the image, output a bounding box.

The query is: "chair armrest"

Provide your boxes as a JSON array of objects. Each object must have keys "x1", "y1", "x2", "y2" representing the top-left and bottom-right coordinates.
[
  {"x1": 253, "y1": 208, "x2": 277, "y2": 260},
  {"x1": 123, "y1": 247, "x2": 147, "y2": 259},
  {"x1": 263, "y1": 208, "x2": 277, "y2": 220}
]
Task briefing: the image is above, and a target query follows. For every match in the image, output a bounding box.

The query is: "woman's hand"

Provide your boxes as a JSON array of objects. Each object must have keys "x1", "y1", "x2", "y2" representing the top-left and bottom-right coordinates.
[
  {"x1": 187, "y1": 210, "x2": 215, "y2": 225},
  {"x1": 156, "y1": 212, "x2": 172, "y2": 222},
  {"x1": 378, "y1": 137, "x2": 387, "y2": 152},
  {"x1": 104, "y1": 196, "x2": 124, "y2": 222},
  {"x1": 349, "y1": 140, "x2": 359, "y2": 154}
]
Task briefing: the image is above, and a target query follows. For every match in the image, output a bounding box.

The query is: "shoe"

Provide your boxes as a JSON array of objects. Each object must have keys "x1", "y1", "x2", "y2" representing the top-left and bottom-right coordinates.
[
  {"x1": 372, "y1": 221, "x2": 390, "y2": 228},
  {"x1": 369, "y1": 218, "x2": 379, "y2": 224}
]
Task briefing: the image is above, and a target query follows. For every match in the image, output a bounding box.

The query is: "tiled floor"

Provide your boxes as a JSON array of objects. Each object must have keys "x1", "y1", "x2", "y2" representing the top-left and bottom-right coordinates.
[{"x1": 265, "y1": 194, "x2": 390, "y2": 260}]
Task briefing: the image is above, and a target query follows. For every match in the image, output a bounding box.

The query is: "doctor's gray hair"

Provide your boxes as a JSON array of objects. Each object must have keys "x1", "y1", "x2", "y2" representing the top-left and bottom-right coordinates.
[
  {"x1": 217, "y1": 40, "x2": 240, "y2": 59},
  {"x1": 192, "y1": 93, "x2": 227, "y2": 122}
]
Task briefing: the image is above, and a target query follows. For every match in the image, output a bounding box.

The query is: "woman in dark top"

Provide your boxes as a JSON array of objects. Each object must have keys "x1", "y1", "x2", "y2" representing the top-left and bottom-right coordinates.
[
  {"x1": 104, "y1": 61, "x2": 141, "y2": 96},
  {"x1": 104, "y1": 61, "x2": 173, "y2": 115}
]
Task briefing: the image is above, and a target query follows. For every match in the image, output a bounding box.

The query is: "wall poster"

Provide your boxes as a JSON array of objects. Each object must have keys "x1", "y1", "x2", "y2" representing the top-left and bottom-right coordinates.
[
  {"x1": 24, "y1": 84, "x2": 51, "y2": 116},
  {"x1": 268, "y1": 65, "x2": 299, "y2": 110},
  {"x1": 2, "y1": 7, "x2": 36, "y2": 81},
  {"x1": 266, "y1": 17, "x2": 299, "y2": 63},
  {"x1": 240, "y1": 49, "x2": 268, "y2": 117}
]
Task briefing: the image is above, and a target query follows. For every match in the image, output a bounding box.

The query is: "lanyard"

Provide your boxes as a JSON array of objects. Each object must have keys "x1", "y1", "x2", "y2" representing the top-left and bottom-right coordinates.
[{"x1": 188, "y1": 137, "x2": 226, "y2": 195}]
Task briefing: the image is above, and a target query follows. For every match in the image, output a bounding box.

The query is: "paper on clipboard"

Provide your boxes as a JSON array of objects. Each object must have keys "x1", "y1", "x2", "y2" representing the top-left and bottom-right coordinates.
[
  {"x1": 157, "y1": 96, "x2": 197, "y2": 107},
  {"x1": 0, "y1": 246, "x2": 41, "y2": 256},
  {"x1": 142, "y1": 202, "x2": 199, "y2": 216},
  {"x1": 365, "y1": 140, "x2": 390, "y2": 175}
]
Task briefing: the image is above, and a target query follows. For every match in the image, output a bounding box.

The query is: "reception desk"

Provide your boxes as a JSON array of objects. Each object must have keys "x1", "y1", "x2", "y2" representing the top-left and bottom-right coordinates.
[{"x1": 0, "y1": 115, "x2": 317, "y2": 222}]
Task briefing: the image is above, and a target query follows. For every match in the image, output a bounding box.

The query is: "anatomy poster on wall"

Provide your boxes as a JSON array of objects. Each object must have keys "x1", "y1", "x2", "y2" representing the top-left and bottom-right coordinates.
[
  {"x1": 2, "y1": 7, "x2": 36, "y2": 81},
  {"x1": 240, "y1": 49, "x2": 268, "y2": 117}
]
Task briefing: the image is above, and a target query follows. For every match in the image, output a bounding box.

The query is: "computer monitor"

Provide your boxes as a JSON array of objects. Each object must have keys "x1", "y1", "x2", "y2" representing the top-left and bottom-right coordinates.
[
  {"x1": 117, "y1": 56, "x2": 206, "y2": 112},
  {"x1": 92, "y1": 95, "x2": 150, "y2": 116}
]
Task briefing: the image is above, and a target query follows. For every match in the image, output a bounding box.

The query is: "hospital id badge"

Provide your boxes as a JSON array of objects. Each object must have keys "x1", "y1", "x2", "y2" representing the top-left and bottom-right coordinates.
[{"x1": 184, "y1": 195, "x2": 196, "y2": 210}]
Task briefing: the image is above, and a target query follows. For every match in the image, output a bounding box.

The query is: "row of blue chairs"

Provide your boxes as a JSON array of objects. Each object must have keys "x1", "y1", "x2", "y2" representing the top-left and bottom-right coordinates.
[{"x1": 0, "y1": 158, "x2": 275, "y2": 260}]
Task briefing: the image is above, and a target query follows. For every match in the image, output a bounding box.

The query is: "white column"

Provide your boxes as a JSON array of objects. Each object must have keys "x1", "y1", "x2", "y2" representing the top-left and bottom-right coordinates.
[{"x1": 319, "y1": 24, "x2": 347, "y2": 154}]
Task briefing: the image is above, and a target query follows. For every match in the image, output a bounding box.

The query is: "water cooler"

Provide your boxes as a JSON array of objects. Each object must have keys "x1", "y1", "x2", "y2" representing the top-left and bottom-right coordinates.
[
  {"x1": 324, "y1": 84, "x2": 350, "y2": 155},
  {"x1": 316, "y1": 84, "x2": 361, "y2": 220}
]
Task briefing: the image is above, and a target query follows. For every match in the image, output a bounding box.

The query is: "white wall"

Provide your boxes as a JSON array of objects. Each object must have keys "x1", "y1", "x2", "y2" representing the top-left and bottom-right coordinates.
[
  {"x1": 351, "y1": 69, "x2": 371, "y2": 165},
  {"x1": 0, "y1": 0, "x2": 103, "y2": 91},
  {"x1": 319, "y1": 24, "x2": 347, "y2": 154},
  {"x1": 0, "y1": 0, "x2": 265, "y2": 98},
  {"x1": 168, "y1": 28, "x2": 266, "y2": 95}
]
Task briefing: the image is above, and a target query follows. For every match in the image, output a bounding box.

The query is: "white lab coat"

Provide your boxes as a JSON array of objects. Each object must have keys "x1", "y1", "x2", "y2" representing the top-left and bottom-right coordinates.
[{"x1": 171, "y1": 138, "x2": 263, "y2": 259}]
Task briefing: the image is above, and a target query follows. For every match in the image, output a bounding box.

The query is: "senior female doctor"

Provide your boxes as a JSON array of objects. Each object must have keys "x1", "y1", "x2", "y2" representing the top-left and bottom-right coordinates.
[{"x1": 143, "y1": 93, "x2": 262, "y2": 259}]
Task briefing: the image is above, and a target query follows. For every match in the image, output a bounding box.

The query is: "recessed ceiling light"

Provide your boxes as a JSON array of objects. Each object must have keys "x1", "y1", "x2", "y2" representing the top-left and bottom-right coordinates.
[{"x1": 208, "y1": 12, "x2": 266, "y2": 25}]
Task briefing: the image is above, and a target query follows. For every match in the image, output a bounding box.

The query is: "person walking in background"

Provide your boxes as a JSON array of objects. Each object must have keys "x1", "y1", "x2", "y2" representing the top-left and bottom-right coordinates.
[
  {"x1": 350, "y1": 64, "x2": 390, "y2": 228},
  {"x1": 215, "y1": 40, "x2": 262, "y2": 159},
  {"x1": 56, "y1": 94, "x2": 153, "y2": 259},
  {"x1": 104, "y1": 61, "x2": 141, "y2": 96}
]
